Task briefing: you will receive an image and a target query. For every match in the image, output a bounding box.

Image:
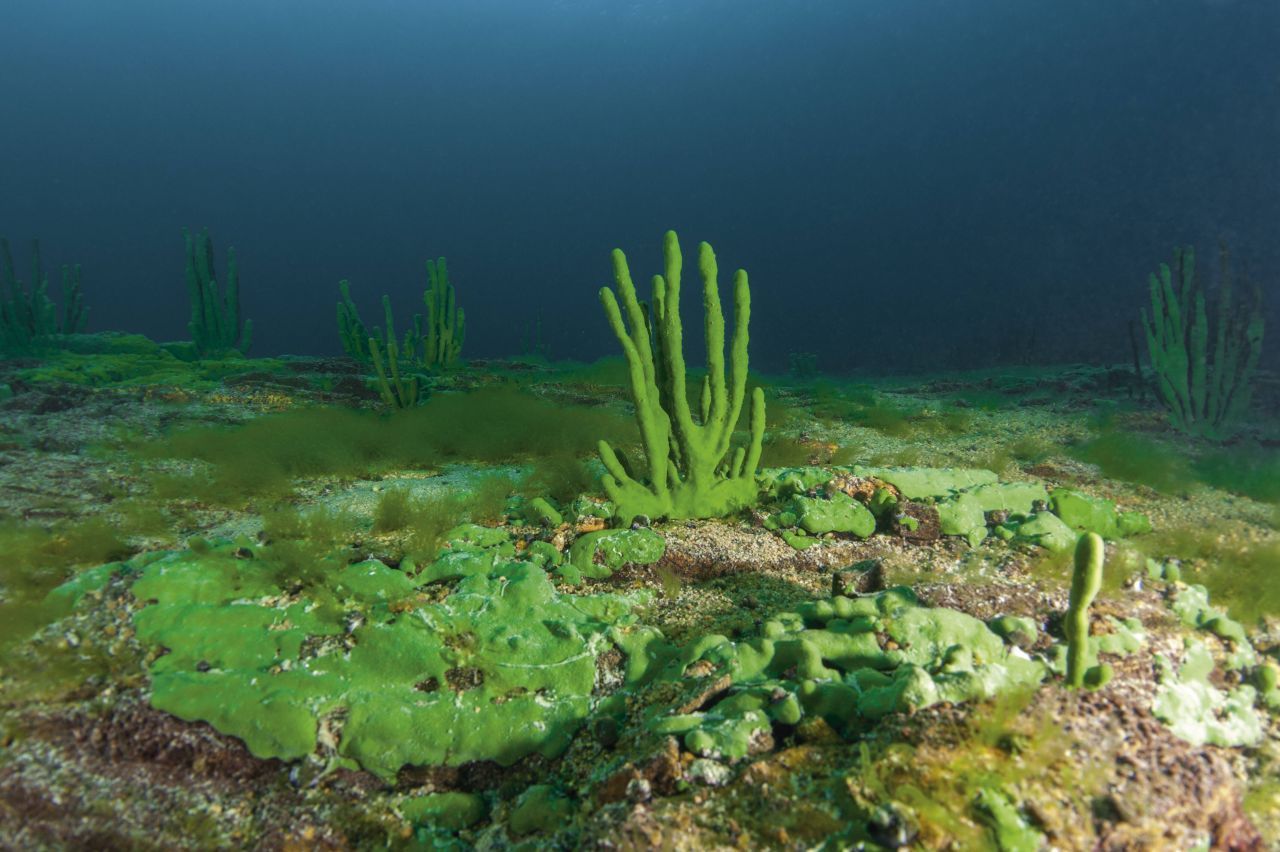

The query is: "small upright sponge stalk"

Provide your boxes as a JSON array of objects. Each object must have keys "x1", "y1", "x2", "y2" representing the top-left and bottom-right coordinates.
[
  {"x1": 184, "y1": 228, "x2": 252, "y2": 357},
  {"x1": 597, "y1": 230, "x2": 765, "y2": 523},
  {"x1": 1066, "y1": 532, "x2": 1107, "y2": 689}
]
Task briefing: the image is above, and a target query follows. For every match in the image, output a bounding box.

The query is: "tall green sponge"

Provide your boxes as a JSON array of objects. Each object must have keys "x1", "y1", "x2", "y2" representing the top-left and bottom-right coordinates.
[
  {"x1": 597, "y1": 230, "x2": 765, "y2": 524},
  {"x1": 0, "y1": 237, "x2": 86, "y2": 355},
  {"x1": 418, "y1": 257, "x2": 465, "y2": 369},
  {"x1": 1065, "y1": 532, "x2": 1110, "y2": 689},
  {"x1": 185, "y1": 228, "x2": 252, "y2": 357},
  {"x1": 1141, "y1": 245, "x2": 1264, "y2": 439}
]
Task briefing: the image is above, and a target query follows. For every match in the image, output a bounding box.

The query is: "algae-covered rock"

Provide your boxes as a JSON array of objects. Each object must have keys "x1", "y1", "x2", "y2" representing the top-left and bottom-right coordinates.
[
  {"x1": 401, "y1": 792, "x2": 487, "y2": 831},
  {"x1": 851, "y1": 466, "x2": 998, "y2": 499},
  {"x1": 508, "y1": 785, "x2": 574, "y2": 837},
  {"x1": 1003, "y1": 511, "x2": 1076, "y2": 553},
  {"x1": 561, "y1": 527, "x2": 665, "y2": 583},
  {"x1": 988, "y1": 615, "x2": 1038, "y2": 648},
  {"x1": 936, "y1": 493, "x2": 987, "y2": 546},
  {"x1": 967, "y1": 482, "x2": 1049, "y2": 514},
  {"x1": 1049, "y1": 488, "x2": 1149, "y2": 540},
  {"x1": 522, "y1": 498, "x2": 563, "y2": 524},
  {"x1": 788, "y1": 492, "x2": 876, "y2": 537},
  {"x1": 759, "y1": 466, "x2": 836, "y2": 497},
  {"x1": 937, "y1": 482, "x2": 1050, "y2": 548}
]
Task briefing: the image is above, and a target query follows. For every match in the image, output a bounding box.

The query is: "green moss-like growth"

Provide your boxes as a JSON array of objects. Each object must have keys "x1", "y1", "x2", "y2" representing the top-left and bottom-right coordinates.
[
  {"x1": 102, "y1": 528, "x2": 648, "y2": 783},
  {"x1": 0, "y1": 237, "x2": 86, "y2": 355},
  {"x1": 184, "y1": 228, "x2": 252, "y2": 357},
  {"x1": 1141, "y1": 244, "x2": 1264, "y2": 438},
  {"x1": 1068, "y1": 429, "x2": 1196, "y2": 494},
  {"x1": 146, "y1": 388, "x2": 634, "y2": 505},
  {"x1": 597, "y1": 231, "x2": 765, "y2": 524}
]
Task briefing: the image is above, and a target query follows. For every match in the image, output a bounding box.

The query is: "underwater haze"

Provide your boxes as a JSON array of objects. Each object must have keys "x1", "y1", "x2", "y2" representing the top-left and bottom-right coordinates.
[
  {"x1": 2, "y1": 0, "x2": 1277, "y2": 371},
  {"x1": 6, "y1": 2, "x2": 1280, "y2": 848}
]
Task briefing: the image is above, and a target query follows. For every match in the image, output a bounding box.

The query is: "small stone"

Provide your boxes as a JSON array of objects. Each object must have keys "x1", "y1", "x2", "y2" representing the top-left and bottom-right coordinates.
[
  {"x1": 594, "y1": 716, "x2": 621, "y2": 749},
  {"x1": 832, "y1": 559, "x2": 884, "y2": 596},
  {"x1": 626, "y1": 777, "x2": 652, "y2": 803},
  {"x1": 686, "y1": 758, "x2": 732, "y2": 787}
]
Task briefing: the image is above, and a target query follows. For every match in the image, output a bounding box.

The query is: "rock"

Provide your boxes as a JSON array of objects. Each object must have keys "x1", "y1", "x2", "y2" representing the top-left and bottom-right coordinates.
[
  {"x1": 987, "y1": 614, "x2": 1038, "y2": 649},
  {"x1": 789, "y1": 493, "x2": 876, "y2": 537},
  {"x1": 1050, "y1": 488, "x2": 1149, "y2": 540},
  {"x1": 936, "y1": 493, "x2": 987, "y2": 546},
  {"x1": 525, "y1": 497, "x2": 563, "y2": 527},
  {"x1": 509, "y1": 785, "x2": 574, "y2": 837},
  {"x1": 686, "y1": 758, "x2": 732, "y2": 787},
  {"x1": 1008, "y1": 511, "x2": 1076, "y2": 553},
  {"x1": 831, "y1": 559, "x2": 885, "y2": 596},
  {"x1": 891, "y1": 502, "x2": 941, "y2": 542},
  {"x1": 400, "y1": 791, "x2": 487, "y2": 831}
]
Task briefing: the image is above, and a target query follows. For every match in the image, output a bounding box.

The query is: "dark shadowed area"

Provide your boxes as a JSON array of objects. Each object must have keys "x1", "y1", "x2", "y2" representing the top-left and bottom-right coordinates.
[{"x1": 1, "y1": 0, "x2": 1276, "y2": 371}]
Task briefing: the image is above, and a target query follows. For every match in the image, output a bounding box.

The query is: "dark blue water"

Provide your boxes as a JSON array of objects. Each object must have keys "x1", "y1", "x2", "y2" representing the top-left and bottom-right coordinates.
[{"x1": 1, "y1": 0, "x2": 1276, "y2": 371}]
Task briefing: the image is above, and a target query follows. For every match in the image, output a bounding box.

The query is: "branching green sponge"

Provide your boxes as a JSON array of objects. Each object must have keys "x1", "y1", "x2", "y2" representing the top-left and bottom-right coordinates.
[
  {"x1": 335, "y1": 258, "x2": 464, "y2": 369},
  {"x1": 336, "y1": 280, "x2": 375, "y2": 361},
  {"x1": 185, "y1": 228, "x2": 252, "y2": 357},
  {"x1": 369, "y1": 336, "x2": 420, "y2": 409},
  {"x1": 1141, "y1": 245, "x2": 1264, "y2": 438},
  {"x1": 418, "y1": 258, "x2": 465, "y2": 369},
  {"x1": 0, "y1": 237, "x2": 86, "y2": 355},
  {"x1": 598, "y1": 230, "x2": 765, "y2": 524},
  {"x1": 1065, "y1": 532, "x2": 1109, "y2": 689}
]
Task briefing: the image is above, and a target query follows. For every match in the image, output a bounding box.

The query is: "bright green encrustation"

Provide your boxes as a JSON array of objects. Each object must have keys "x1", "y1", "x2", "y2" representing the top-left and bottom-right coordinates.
[
  {"x1": 184, "y1": 228, "x2": 252, "y2": 357},
  {"x1": 624, "y1": 586, "x2": 1047, "y2": 760},
  {"x1": 1140, "y1": 245, "x2": 1264, "y2": 438},
  {"x1": 107, "y1": 527, "x2": 645, "y2": 783},
  {"x1": 0, "y1": 237, "x2": 86, "y2": 355},
  {"x1": 1065, "y1": 532, "x2": 1108, "y2": 689},
  {"x1": 597, "y1": 231, "x2": 765, "y2": 524}
]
